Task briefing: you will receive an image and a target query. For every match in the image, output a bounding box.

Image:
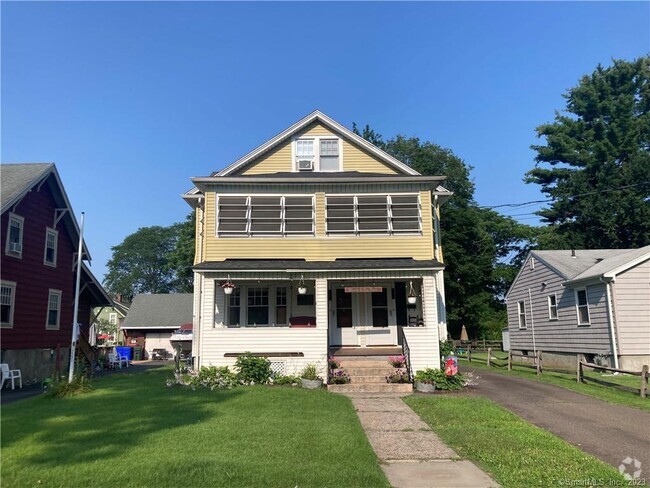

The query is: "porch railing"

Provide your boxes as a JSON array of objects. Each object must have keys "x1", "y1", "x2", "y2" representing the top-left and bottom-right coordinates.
[{"x1": 399, "y1": 327, "x2": 413, "y2": 383}]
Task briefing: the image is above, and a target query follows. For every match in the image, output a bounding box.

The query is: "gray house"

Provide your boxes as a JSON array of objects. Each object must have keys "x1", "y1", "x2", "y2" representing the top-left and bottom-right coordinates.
[
  {"x1": 121, "y1": 294, "x2": 193, "y2": 359},
  {"x1": 505, "y1": 246, "x2": 650, "y2": 370}
]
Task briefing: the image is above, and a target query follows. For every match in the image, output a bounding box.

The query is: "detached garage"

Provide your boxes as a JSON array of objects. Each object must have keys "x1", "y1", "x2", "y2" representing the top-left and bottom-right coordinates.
[{"x1": 121, "y1": 293, "x2": 193, "y2": 360}]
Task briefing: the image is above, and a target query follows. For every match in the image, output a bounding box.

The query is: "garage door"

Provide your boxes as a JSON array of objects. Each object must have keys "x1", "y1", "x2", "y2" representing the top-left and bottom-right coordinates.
[{"x1": 145, "y1": 332, "x2": 174, "y2": 359}]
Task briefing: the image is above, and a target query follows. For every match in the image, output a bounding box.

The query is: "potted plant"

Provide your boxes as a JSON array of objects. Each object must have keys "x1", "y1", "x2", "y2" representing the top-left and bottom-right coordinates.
[
  {"x1": 386, "y1": 370, "x2": 410, "y2": 384},
  {"x1": 414, "y1": 368, "x2": 438, "y2": 393},
  {"x1": 300, "y1": 363, "x2": 323, "y2": 389},
  {"x1": 328, "y1": 356, "x2": 341, "y2": 370},
  {"x1": 407, "y1": 280, "x2": 417, "y2": 304},
  {"x1": 388, "y1": 355, "x2": 405, "y2": 367},
  {"x1": 297, "y1": 275, "x2": 308, "y2": 295},
  {"x1": 329, "y1": 370, "x2": 351, "y2": 384}
]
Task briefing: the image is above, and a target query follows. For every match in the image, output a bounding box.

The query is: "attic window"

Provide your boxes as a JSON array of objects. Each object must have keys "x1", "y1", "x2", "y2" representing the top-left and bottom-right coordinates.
[{"x1": 294, "y1": 137, "x2": 341, "y2": 172}]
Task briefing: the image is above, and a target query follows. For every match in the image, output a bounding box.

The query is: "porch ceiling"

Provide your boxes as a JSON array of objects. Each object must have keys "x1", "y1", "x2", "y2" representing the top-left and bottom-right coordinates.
[{"x1": 193, "y1": 258, "x2": 443, "y2": 273}]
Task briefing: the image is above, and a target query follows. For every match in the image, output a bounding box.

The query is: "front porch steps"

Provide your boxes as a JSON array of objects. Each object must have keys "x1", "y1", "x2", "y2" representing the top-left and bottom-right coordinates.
[{"x1": 328, "y1": 355, "x2": 412, "y2": 394}]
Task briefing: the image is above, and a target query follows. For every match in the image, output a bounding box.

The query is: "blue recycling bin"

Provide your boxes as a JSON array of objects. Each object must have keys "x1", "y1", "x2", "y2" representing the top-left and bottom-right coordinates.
[{"x1": 116, "y1": 346, "x2": 133, "y2": 361}]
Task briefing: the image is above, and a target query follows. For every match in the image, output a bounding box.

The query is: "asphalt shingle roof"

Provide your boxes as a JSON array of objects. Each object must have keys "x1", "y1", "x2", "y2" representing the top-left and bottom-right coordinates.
[
  {"x1": 1, "y1": 163, "x2": 53, "y2": 211},
  {"x1": 532, "y1": 246, "x2": 650, "y2": 281},
  {"x1": 122, "y1": 294, "x2": 193, "y2": 329}
]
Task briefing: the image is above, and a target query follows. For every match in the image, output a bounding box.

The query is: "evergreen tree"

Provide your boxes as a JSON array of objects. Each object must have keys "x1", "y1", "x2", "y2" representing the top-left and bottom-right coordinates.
[{"x1": 526, "y1": 57, "x2": 650, "y2": 249}]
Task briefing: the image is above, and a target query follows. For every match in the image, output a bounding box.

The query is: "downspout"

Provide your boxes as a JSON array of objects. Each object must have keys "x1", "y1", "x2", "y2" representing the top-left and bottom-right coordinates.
[
  {"x1": 601, "y1": 278, "x2": 620, "y2": 369},
  {"x1": 528, "y1": 288, "x2": 537, "y2": 359}
]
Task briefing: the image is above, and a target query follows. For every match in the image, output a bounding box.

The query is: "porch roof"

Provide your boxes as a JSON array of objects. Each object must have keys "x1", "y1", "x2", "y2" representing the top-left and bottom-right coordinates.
[{"x1": 193, "y1": 258, "x2": 443, "y2": 273}]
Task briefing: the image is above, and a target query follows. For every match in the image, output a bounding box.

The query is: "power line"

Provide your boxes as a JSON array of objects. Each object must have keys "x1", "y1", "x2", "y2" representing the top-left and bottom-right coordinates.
[{"x1": 480, "y1": 181, "x2": 649, "y2": 210}]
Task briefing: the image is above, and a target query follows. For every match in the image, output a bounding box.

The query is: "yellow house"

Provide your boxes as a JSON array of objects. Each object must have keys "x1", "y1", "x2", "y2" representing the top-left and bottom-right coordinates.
[{"x1": 183, "y1": 111, "x2": 452, "y2": 391}]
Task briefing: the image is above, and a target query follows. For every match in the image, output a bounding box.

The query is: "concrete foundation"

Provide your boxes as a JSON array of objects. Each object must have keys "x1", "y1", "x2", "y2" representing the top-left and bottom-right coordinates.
[
  {"x1": 1, "y1": 347, "x2": 70, "y2": 385},
  {"x1": 618, "y1": 355, "x2": 650, "y2": 372}
]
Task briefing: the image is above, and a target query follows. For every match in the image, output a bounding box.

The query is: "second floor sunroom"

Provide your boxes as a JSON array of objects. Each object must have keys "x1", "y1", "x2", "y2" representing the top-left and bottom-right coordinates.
[{"x1": 216, "y1": 192, "x2": 423, "y2": 238}]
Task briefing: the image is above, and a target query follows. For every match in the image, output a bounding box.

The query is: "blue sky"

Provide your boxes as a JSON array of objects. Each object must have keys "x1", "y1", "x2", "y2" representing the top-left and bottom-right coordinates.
[{"x1": 2, "y1": 2, "x2": 648, "y2": 281}]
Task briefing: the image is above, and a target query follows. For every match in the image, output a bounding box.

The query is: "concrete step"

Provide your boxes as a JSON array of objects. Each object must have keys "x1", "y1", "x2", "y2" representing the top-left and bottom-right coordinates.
[
  {"x1": 328, "y1": 383, "x2": 413, "y2": 394},
  {"x1": 346, "y1": 375, "x2": 394, "y2": 383},
  {"x1": 341, "y1": 367, "x2": 398, "y2": 376}
]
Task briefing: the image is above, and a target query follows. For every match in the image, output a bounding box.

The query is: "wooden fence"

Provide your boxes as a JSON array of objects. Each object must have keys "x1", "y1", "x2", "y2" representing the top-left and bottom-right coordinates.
[{"x1": 577, "y1": 359, "x2": 649, "y2": 398}]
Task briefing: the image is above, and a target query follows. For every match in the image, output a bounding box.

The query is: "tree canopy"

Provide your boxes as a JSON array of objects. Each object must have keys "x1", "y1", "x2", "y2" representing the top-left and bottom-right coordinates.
[
  {"x1": 104, "y1": 216, "x2": 195, "y2": 300},
  {"x1": 353, "y1": 125, "x2": 532, "y2": 339},
  {"x1": 526, "y1": 56, "x2": 650, "y2": 249}
]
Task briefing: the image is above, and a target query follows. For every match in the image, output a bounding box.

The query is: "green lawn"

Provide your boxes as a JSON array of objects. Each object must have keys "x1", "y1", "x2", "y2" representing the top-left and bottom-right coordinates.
[
  {"x1": 405, "y1": 395, "x2": 626, "y2": 488},
  {"x1": 459, "y1": 354, "x2": 650, "y2": 411},
  {"x1": 1, "y1": 367, "x2": 389, "y2": 488}
]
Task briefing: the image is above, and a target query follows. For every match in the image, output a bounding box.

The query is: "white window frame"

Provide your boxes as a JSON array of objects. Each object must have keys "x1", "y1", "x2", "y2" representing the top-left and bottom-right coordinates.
[
  {"x1": 43, "y1": 227, "x2": 58, "y2": 267},
  {"x1": 517, "y1": 300, "x2": 527, "y2": 329},
  {"x1": 5, "y1": 213, "x2": 24, "y2": 258},
  {"x1": 216, "y1": 194, "x2": 315, "y2": 238},
  {"x1": 292, "y1": 136, "x2": 343, "y2": 172},
  {"x1": 574, "y1": 288, "x2": 590, "y2": 326},
  {"x1": 46, "y1": 289, "x2": 62, "y2": 330},
  {"x1": 547, "y1": 294, "x2": 558, "y2": 320},
  {"x1": 325, "y1": 193, "x2": 422, "y2": 236},
  {"x1": 1, "y1": 280, "x2": 17, "y2": 328},
  {"x1": 109, "y1": 312, "x2": 117, "y2": 325},
  {"x1": 224, "y1": 284, "x2": 292, "y2": 328}
]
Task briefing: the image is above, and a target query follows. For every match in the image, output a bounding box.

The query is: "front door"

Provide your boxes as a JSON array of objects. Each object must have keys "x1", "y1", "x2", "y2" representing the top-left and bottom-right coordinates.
[
  {"x1": 329, "y1": 283, "x2": 398, "y2": 347},
  {"x1": 329, "y1": 286, "x2": 360, "y2": 346},
  {"x1": 364, "y1": 286, "x2": 397, "y2": 346}
]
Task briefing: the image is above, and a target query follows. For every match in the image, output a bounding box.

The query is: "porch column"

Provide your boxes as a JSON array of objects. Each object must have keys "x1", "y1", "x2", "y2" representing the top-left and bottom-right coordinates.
[
  {"x1": 421, "y1": 275, "x2": 438, "y2": 328},
  {"x1": 435, "y1": 271, "x2": 448, "y2": 340},
  {"x1": 315, "y1": 278, "x2": 328, "y2": 330}
]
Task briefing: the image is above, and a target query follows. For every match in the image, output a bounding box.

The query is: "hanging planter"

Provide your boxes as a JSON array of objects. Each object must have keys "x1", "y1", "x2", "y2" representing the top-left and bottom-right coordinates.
[
  {"x1": 221, "y1": 275, "x2": 236, "y2": 295},
  {"x1": 297, "y1": 275, "x2": 307, "y2": 295},
  {"x1": 407, "y1": 280, "x2": 417, "y2": 304}
]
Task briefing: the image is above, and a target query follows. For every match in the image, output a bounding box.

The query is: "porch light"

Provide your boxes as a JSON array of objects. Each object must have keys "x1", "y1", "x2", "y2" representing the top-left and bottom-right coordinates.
[
  {"x1": 297, "y1": 275, "x2": 308, "y2": 295},
  {"x1": 407, "y1": 281, "x2": 417, "y2": 305},
  {"x1": 221, "y1": 275, "x2": 236, "y2": 295}
]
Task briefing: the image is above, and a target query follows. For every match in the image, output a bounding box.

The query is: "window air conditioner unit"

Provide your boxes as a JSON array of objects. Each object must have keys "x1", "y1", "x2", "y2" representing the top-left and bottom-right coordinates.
[
  {"x1": 9, "y1": 242, "x2": 22, "y2": 253},
  {"x1": 297, "y1": 159, "x2": 314, "y2": 171}
]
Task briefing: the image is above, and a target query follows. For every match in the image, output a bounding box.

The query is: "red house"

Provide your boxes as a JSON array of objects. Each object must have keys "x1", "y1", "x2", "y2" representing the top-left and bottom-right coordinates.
[{"x1": 1, "y1": 163, "x2": 111, "y2": 384}]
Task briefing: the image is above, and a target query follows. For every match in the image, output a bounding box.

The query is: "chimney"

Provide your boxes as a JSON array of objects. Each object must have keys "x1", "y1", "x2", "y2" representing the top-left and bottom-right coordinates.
[{"x1": 571, "y1": 249, "x2": 576, "y2": 258}]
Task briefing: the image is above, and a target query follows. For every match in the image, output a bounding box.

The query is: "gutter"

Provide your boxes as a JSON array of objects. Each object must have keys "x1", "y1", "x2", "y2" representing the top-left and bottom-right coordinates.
[{"x1": 192, "y1": 175, "x2": 447, "y2": 185}]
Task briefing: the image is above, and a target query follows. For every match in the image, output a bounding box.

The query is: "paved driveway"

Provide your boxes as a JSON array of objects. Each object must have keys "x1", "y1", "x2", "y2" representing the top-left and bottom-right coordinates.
[{"x1": 466, "y1": 368, "x2": 650, "y2": 479}]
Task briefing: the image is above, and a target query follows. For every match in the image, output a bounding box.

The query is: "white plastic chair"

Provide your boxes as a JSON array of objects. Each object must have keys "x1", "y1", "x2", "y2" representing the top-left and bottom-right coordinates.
[
  {"x1": 1, "y1": 363, "x2": 22, "y2": 390},
  {"x1": 107, "y1": 353, "x2": 128, "y2": 369}
]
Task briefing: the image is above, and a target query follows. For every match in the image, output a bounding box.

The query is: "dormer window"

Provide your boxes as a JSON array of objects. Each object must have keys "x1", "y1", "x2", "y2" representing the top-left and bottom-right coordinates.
[{"x1": 294, "y1": 137, "x2": 341, "y2": 172}]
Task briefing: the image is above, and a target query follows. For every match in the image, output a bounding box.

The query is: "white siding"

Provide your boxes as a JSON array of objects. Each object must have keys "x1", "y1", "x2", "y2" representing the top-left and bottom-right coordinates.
[
  {"x1": 403, "y1": 327, "x2": 440, "y2": 371},
  {"x1": 613, "y1": 259, "x2": 650, "y2": 356},
  {"x1": 507, "y1": 255, "x2": 613, "y2": 355},
  {"x1": 421, "y1": 275, "x2": 438, "y2": 327}
]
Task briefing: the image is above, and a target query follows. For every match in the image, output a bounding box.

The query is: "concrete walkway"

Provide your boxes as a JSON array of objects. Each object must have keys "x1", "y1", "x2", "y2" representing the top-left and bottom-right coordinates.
[
  {"x1": 348, "y1": 394, "x2": 499, "y2": 488},
  {"x1": 467, "y1": 368, "x2": 650, "y2": 476}
]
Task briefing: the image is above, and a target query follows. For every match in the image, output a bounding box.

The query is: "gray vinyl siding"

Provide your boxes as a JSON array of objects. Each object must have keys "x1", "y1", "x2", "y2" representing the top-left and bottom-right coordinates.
[
  {"x1": 506, "y1": 255, "x2": 613, "y2": 355},
  {"x1": 613, "y1": 259, "x2": 650, "y2": 356}
]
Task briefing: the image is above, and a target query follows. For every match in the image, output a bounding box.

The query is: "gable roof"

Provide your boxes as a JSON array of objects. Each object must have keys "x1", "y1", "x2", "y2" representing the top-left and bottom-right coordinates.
[
  {"x1": 1, "y1": 163, "x2": 91, "y2": 260},
  {"x1": 217, "y1": 110, "x2": 420, "y2": 177},
  {"x1": 529, "y1": 246, "x2": 650, "y2": 283},
  {"x1": 121, "y1": 294, "x2": 193, "y2": 329},
  {"x1": 80, "y1": 262, "x2": 113, "y2": 307}
]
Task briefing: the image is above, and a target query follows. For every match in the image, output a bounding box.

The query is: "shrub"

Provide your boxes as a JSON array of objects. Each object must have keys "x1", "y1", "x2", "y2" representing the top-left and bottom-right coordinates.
[
  {"x1": 414, "y1": 368, "x2": 465, "y2": 390},
  {"x1": 439, "y1": 340, "x2": 454, "y2": 358},
  {"x1": 328, "y1": 357, "x2": 341, "y2": 369},
  {"x1": 300, "y1": 363, "x2": 322, "y2": 381},
  {"x1": 235, "y1": 352, "x2": 271, "y2": 385},
  {"x1": 329, "y1": 370, "x2": 351, "y2": 384},
  {"x1": 271, "y1": 375, "x2": 300, "y2": 386},
  {"x1": 190, "y1": 366, "x2": 238, "y2": 390},
  {"x1": 386, "y1": 370, "x2": 410, "y2": 383},
  {"x1": 47, "y1": 374, "x2": 93, "y2": 398}
]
